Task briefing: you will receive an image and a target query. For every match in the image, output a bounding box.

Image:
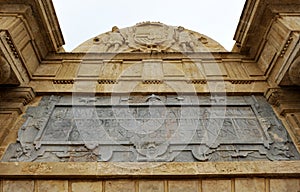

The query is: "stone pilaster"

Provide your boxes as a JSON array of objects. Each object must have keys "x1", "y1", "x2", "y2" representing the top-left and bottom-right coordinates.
[
  {"x1": 265, "y1": 88, "x2": 300, "y2": 148},
  {"x1": 0, "y1": 87, "x2": 35, "y2": 158}
]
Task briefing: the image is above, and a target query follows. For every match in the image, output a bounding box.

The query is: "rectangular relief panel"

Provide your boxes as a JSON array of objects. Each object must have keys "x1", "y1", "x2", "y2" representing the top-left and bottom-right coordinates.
[
  {"x1": 143, "y1": 60, "x2": 164, "y2": 81},
  {"x1": 2, "y1": 95, "x2": 299, "y2": 162}
]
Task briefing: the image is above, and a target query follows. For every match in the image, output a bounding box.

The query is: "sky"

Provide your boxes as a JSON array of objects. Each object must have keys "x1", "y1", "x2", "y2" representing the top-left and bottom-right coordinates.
[{"x1": 52, "y1": 0, "x2": 246, "y2": 52}]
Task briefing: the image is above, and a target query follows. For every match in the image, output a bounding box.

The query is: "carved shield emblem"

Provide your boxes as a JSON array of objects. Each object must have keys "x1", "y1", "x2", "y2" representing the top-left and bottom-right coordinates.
[{"x1": 133, "y1": 23, "x2": 169, "y2": 46}]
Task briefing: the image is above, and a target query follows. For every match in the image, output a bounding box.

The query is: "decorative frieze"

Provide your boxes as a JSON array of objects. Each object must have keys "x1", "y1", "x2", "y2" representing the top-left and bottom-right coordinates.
[
  {"x1": 229, "y1": 80, "x2": 253, "y2": 84},
  {"x1": 186, "y1": 79, "x2": 207, "y2": 84},
  {"x1": 98, "y1": 79, "x2": 118, "y2": 84},
  {"x1": 2, "y1": 95, "x2": 299, "y2": 162},
  {"x1": 280, "y1": 34, "x2": 293, "y2": 57},
  {"x1": 53, "y1": 80, "x2": 74, "y2": 84},
  {"x1": 142, "y1": 80, "x2": 163, "y2": 84},
  {"x1": 0, "y1": 30, "x2": 30, "y2": 84}
]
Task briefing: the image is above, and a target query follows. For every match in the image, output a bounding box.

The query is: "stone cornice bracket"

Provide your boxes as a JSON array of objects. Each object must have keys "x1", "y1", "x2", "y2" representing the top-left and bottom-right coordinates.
[
  {"x1": 289, "y1": 55, "x2": 300, "y2": 86},
  {"x1": 265, "y1": 88, "x2": 300, "y2": 115},
  {"x1": 233, "y1": 0, "x2": 300, "y2": 56},
  {"x1": 0, "y1": 55, "x2": 11, "y2": 84},
  {"x1": 0, "y1": 0, "x2": 65, "y2": 54},
  {"x1": 0, "y1": 30, "x2": 30, "y2": 85},
  {"x1": 3, "y1": 32, "x2": 19, "y2": 59},
  {"x1": 33, "y1": 0, "x2": 65, "y2": 52},
  {"x1": 233, "y1": 0, "x2": 261, "y2": 51},
  {"x1": 265, "y1": 88, "x2": 281, "y2": 107},
  {"x1": 265, "y1": 87, "x2": 300, "y2": 146},
  {"x1": 0, "y1": 87, "x2": 35, "y2": 114}
]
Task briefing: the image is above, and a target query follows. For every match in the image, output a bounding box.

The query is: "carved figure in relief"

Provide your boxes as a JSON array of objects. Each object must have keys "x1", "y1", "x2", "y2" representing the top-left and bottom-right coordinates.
[
  {"x1": 2, "y1": 95, "x2": 300, "y2": 162},
  {"x1": 176, "y1": 26, "x2": 195, "y2": 52},
  {"x1": 103, "y1": 26, "x2": 125, "y2": 52},
  {"x1": 11, "y1": 144, "x2": 34, "y2": 161}
]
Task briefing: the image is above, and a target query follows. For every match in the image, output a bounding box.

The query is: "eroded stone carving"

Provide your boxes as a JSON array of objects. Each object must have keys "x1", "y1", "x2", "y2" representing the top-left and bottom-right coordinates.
[
  {"x1": 176, "y1": 26, "x2": 196, "y2": 52},
  {"x1": 102, "y1": 26, "x2": 126, "y2": 52},
  {"x1": 2, "y1": 95, "x2": 299, "y2": 162},
  {"x1": 73, "y1": 22, "x2": 226, "y2": 53}
]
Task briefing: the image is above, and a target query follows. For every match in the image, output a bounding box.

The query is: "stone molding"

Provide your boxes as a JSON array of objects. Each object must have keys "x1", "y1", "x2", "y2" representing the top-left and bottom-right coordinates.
[
  {"x1": 0, "y1": 161, "x2": 299, "y2": 179},
  {"x1": 0, "y1": 87, "x2": 35, "y2": 114},
  {"x1": 0, "y1": 0, "x2": 64, "y2": 53},
  {"x1": 0, "y1": 55, "x2": 11, "y2": 84},
  {"x1": 289, "y1": 55, "x2": 300, "y2": 86},
  {"x1": 0, "y1": 30, "x2": 30, "y2": 85},
  {"x1": 265, "y1": 88, "x2": 300, "y2": 146}
]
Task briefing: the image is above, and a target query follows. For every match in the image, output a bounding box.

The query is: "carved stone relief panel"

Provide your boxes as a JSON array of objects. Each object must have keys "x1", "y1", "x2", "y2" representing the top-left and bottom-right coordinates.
[
  {"x1": 73, "y1": 22, "x2": 227, "y2": 53},
  {"x1": 2, "y1": 95, "x2": 299, "y2": 162}
]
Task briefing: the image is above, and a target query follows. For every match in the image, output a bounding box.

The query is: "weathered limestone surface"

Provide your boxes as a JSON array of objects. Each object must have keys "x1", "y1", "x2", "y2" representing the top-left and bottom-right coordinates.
[
  {"x1": 105, "y1": 180, "x2": 135, "y2": 192},
  {"x1": 37, "y1": 180, "x2": 68, "y2": 192},
  {"x1": 168, "y1": 180, "x2": 198, "y2": 192},
  {"x1": 3, "y1": 180, "x2": 34, "y2": 192},
  {"x1": 235, "y1": 178, "x2": 265, "y2": 192},
  {"x1": 0, "y1": 161, "x2": 299, "y2": 178},
  {"x1": 0, "y1": 178, "x2": 299, "y2": 192},
  {"x1": 71, "y1": 181, "x2": 102, "y2": 192},
  {"x1": 139, "y1": 180, "x2": 164, "y2": 192},
  {"x1": 269, "y1": 179, "x2": 300, "y2": 192},
  {"x1": 202, "y1": 179, "x2": 231, "y2": 192}
]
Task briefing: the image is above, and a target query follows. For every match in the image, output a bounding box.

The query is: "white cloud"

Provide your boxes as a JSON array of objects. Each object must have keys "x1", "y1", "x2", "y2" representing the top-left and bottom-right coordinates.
[{"x1": 52, "y1": 0, "x2": 246, "y2": 51}]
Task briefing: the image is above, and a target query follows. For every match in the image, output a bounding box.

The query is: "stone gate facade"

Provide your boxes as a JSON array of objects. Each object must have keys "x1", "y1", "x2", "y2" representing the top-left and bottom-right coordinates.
[{"x1": 0, "y1": 0, "x2": 300, "y2": 191}]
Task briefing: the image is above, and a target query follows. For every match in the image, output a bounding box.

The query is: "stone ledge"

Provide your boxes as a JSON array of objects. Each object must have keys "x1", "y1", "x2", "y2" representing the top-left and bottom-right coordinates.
[{"x1": 0, "y1": 161, "x2": 299, "y2": 179}]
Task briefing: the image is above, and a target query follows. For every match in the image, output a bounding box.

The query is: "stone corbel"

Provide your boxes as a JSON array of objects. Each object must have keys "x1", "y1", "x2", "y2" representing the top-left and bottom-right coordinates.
[
  {"x1": 289, "y1": 55, "x2": 300, "y2": 86},
  {"x1": 0, "y1": 87, "x2": 35, "y2": 114},
  {"x1": 265, "y1": 88, "x2": 300, "y2": 145},
  {"x1": 265, "y1": 88, "x2": 300, "y2": 115},
  {"x1": 0, "y1": 30, "x2": 30, "y2": 85},
  {"x1": 0, "y1": 55, "x2": 11, "y2": 84}
]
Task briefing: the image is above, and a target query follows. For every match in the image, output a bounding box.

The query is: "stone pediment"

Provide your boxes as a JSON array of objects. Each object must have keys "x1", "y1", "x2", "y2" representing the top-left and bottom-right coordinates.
[{"x1": 73, "y1": 22, "x2": 227, "y2": 53}]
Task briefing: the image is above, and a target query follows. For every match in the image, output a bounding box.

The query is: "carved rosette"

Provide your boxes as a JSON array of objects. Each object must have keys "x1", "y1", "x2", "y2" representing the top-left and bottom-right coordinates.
[{"x1": 0, "y1": 55, "x2": 11, "y2": 84}]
